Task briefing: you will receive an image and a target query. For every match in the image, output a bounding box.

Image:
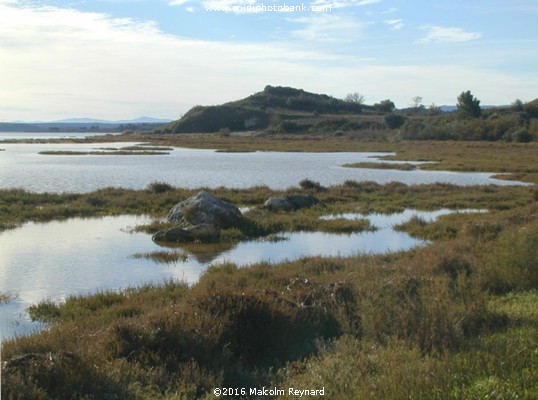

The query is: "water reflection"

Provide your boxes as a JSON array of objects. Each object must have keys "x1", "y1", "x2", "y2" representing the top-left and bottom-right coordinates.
[{"x1": 0, "y1": 209, "x2": 483, "y2": 340}]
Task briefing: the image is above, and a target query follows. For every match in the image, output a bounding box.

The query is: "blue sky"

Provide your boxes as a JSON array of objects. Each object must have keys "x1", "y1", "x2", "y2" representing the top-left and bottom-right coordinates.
[{"x1": 0, "y1": 0, "x2": 537, "y2": 121}]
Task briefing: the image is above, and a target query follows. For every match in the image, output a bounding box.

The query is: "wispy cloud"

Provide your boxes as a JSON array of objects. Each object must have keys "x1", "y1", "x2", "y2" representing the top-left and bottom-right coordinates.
[
  {"x1": 384, "y1": 18, "x2": 404, "y2": 30},
  {"x1": 289, "y1": 14, "x2": 364, "y2": 42},
  {"x1": 311, "y1": 0, "x2": 381, "y2": 8},
  {"x1": 169, "y1": 0, "x2": 191, "y2": 5},
  {"x1": 0, "y1": 0, "x2": 535, "y2": 121},
  {"x1": 419, "y1": 25, "x2": 481, "y2": 44},
  {"x1": 380, "y1": 7, "x2": 397, "y2": 14},
  {"x1": 0, "y1": 2, "x2": 364, "y2": 119}
]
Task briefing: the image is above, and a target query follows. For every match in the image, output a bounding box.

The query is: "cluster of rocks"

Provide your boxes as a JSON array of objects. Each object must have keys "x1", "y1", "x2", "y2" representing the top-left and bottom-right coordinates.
[{"x1": 153, "y1": 191, "x2": 320, "y2": 243}]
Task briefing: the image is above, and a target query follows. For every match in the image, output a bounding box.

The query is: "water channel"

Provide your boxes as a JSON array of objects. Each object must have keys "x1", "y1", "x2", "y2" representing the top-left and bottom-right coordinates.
[{"x1": 0, "y1": 209, "x2": 484, "y2": 340}]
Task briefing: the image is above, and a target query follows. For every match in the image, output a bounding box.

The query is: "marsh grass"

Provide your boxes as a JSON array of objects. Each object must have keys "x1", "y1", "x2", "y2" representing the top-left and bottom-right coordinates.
[
  {"x1": 1, "y1": 179, "x2": 533, "y2": 233},
  {"x1": 0, "y1": 292, "x2": 12, "y2": 303},
  {"x1": 3, "y1": 216, "x2": 538, "y2": 398},
  {"x1": 131, "y1": 250, "x2": 189, "y2": 264},
  {"x1": 38, "y1": 150, "x2": 169, "y2": 155},
  {"x1": 119, "y1": 145, "x2": 174, "y2": 151},
  {"x1": 343, "y1": 161, "x2": 418, "y2": 170},
  {"x1": 2, "y1": 138, "x2": 538, "y2": 398}
]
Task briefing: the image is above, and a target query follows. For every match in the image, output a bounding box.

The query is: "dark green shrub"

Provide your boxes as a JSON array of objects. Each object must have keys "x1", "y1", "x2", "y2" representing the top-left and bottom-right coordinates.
[
  {"x1": 384, "y1": 113, "x2": 407, "y2": 129},
  {"x1": 437, "y1": 255, "x2": 474, "y2": 281},
  {"x1": 147, "y1": 181, "x2": 174, "y2": 194},
  {"x1": 512, "y1": 128, "x2": 533, "y2": 143},
  {"x1": 86, "y1": 196, "x2": 108, "y2": 206},
  {"x1": 299, "y1": 179, "x2": 326, "y2": 192}
]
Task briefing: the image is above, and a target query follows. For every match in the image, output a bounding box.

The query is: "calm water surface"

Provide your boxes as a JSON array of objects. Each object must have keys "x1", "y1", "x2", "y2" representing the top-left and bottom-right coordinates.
[
  {"x1": 0, "y1": 209, "x2": 482, "y2": 340},
  {"x1": 0, "y1": 141, "x2": 529, "y2": 193},
  {"x1": 0, "y1": 131, "x2": 117, "y2": 140}
]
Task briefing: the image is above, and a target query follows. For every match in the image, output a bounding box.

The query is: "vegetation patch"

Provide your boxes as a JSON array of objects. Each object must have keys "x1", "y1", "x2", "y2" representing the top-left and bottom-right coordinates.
[
  {"x1": 38, "y1": 150, "x2": 169, "y2": 155},
  {"x1": 0, "y1": 292, "x2": 13, "y2": 304},
  {"x1": 131, "y1": 250, "x2": 189, "y2": 264},
  {"x1": 119, "y1": 145, "x2": 174, "y2": 151},
  {"x1": 343, "y1": 161, "x2": 418, "y2": 170}
]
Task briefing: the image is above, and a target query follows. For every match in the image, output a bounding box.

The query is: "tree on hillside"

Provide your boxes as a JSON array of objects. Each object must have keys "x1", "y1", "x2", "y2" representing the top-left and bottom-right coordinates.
[
  {"x1": 523, "y1": 98, "x2": 538, "y2": 117},
  {"x1": 512, "y1": 99, "x2": 524, "y2": 111},
  {"x1": 374, "y1": 99, "x2": 396, "y2": 113},
  {"x1": 457, "y1": 90, "x2": 481, "y2": 118},
  {"x1": 410, "y1": 96, "x2": 423, "y2": 112},
  {"x1": 428, "y1": 103, "x2": 442, "y2": 116},
  {"x1": 345, "y1": 92, "x2": 365, "y2": 105}
]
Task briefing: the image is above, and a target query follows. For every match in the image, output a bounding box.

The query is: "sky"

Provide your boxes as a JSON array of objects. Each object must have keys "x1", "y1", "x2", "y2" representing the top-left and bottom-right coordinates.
[{"x1": 0, "y1": 0, "x2": 537, "y2": 121}]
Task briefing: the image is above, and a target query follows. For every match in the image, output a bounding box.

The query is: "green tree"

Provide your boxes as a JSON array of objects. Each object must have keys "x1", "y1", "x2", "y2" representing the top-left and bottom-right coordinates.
[
  {"x1": 428, "y1": 103, "x2": 442, "y2": 116},
  {"x1": 512, "y1": 99, "x2": 524, "y2": 111},
  {"x1": 374, "y1": 99, "x2": 395, "y2": 113},
  {"x1": 410, "y1": 96, "x2": 423, "y2": 112},
  {"x1": 457, "y1": 90, "x2": 481, "y2": 118},
  {"x1": 344, "y1": 92, "x2": 365, "y2": 105}
]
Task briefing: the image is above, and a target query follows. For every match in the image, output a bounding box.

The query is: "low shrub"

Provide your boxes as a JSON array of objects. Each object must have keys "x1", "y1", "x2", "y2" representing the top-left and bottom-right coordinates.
[
  {"x1": 147, "y1": 181, "x2": 174, "y2": 194},
  {"x1": 299, "y1": 179, "x2": 327, "y2": 192}
]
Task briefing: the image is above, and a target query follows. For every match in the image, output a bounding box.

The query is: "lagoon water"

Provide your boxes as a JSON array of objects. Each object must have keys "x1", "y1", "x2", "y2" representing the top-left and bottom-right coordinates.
[
  {"x1": 0, "y1": 209, "x2": 478, "y2": 340},
  {"x1": 0, "y1": 136, "x2": 527, "y2": 341},
  {"x1": 0, "y1": 140, "x2": 530, "y2": 193}
]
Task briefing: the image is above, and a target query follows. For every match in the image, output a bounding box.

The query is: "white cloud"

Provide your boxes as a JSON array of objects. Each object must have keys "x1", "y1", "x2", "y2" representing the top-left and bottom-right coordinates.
[
  {"x1": 169, "y1": 0, "x2": 191, "y2": 5},
  {"x1": 380, "y1": 7, "x2": 397, "y2": 14},
  {"x1": 289, "y1": 14, "x2": 364, "y2": 42},
  {"x1": 0, "y1": 2, "x2": 363, "y2": 119},
  {"x1": 419, "y1": 25, "x2": 481, "y2": 44},
  {"x1": 384, "y1": 18, "x2": 404, "y2": 30}
]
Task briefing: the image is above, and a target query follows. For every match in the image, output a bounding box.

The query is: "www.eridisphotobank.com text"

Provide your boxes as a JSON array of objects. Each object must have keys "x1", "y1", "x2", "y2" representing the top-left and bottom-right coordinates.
[
  {"x1": 205, "y1": 3, "x2": 332, "y2": 13},
  {"x1": 213, "y1": 386, "x2": 325, "y2": 397}
]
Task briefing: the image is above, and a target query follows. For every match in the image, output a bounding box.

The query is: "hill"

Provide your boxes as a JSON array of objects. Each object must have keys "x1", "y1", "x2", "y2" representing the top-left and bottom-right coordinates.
[
  {"x1": 156, "y1": 87, "x2": 537, "y2": 142},
  {"x1": 158, "y1": 85, "x2": 372, "y2": 135}
]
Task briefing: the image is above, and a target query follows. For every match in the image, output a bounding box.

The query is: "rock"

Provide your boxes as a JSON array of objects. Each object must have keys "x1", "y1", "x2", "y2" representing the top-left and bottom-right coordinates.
[
  {"x1": 153, "y1": 224, "x2": 219, "y2": 243},
  {"x1": 167, "y1": 191, "x2": 245, "y2": 229},
  {"x1": 264, "y1": 194, "x2": 320, "y2": 211},
  {"x1": 153, "y1": 227, "x2": 193, "y2": 243},
  {"x1": 155, "y1": 191, "x2": 246, "y2": 243},
  {"x1": 286, "y1": 194, "x2": 320, "y2": 209},
  {"x1": 264, "y1": 197, "x2": 294, "y2": 211}
]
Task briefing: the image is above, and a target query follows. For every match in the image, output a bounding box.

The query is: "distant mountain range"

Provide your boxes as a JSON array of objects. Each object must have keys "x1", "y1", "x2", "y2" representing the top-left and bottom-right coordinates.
[
  {"x1": 0, "y1": 116, "x2": 173, "y2": 132},
  {"x1": 9, "y1": 116, "x2": 172, "y2": 124}
]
